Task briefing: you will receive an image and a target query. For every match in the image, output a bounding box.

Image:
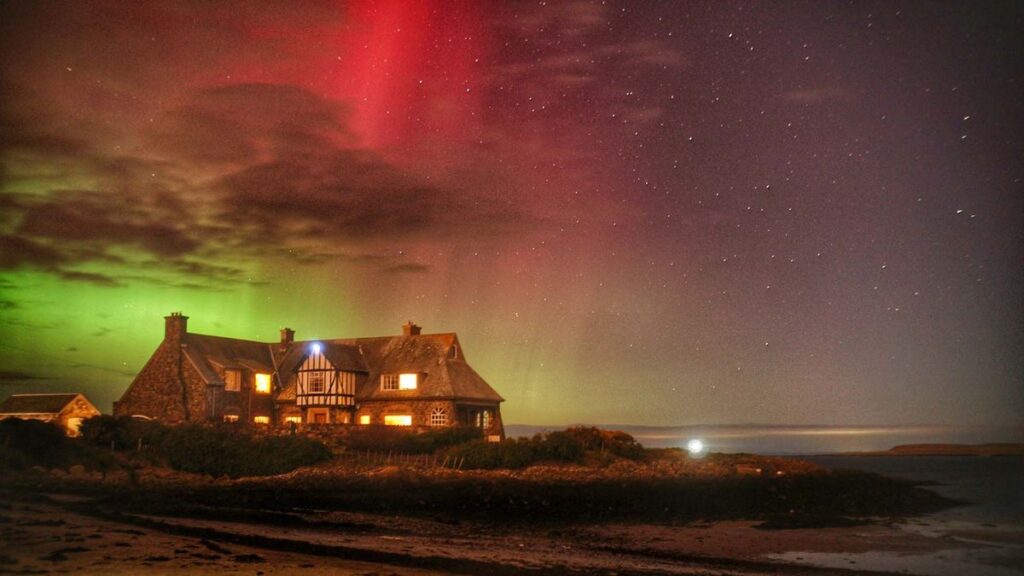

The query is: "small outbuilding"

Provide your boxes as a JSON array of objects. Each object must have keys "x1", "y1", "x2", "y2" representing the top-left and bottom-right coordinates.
[{"x1": 0, "y1": 393, "x2": 101, "y2": 437}]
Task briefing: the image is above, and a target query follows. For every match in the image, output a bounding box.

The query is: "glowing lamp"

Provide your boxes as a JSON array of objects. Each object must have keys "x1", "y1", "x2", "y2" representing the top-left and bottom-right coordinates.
[
  {"x1": 311, "y1": 342, "x2": 321, "y2": 354},
  {"x1": 687, "y1": 439, "x2": 705, "y2": 455}
]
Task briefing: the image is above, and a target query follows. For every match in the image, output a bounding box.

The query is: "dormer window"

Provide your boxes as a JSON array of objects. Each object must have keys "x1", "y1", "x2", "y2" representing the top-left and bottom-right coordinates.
[
  {"x1": 224, "y1": 370, "x2": 241, "y2": 392},
  {"x1": 449, "y1": 345, "x2": 459, "y2": 359},
  {"x1": 381, "y1": 373, "x2": 418, "y2": 391},
  {"x1": 254, "y1": 373, "x2": 272, "y2": 394},
  {"x1": 399, "y1": 373, "x2": 418, "y2": 390}
]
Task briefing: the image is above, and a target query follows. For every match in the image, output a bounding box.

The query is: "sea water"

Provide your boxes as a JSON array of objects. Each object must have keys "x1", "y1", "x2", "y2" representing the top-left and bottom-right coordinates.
[{"x1": 771, "y1": 455, "x2": 1024, "y2": 576}]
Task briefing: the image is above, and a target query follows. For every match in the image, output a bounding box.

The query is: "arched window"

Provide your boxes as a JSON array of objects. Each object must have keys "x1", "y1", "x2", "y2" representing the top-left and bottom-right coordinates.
[{"x1": 429, "y1": 408, "x2": 448, "y2": 427}]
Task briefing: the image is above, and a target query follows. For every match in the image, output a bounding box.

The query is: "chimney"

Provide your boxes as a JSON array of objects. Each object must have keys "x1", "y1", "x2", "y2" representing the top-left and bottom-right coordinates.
[
  {"x1": 164, "y1": 312, "x2": 188, "y2": 342},
  {"x1": 280, "y1": 328, "x2": 295, "y2": 349},
  {"x1": 402, "y1": 321, "x2": 422, "y2": 337}
]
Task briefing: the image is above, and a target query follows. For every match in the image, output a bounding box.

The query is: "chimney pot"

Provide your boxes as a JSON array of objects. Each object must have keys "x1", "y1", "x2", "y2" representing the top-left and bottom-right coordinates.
[
  {"x1": 280, "y1": 328, "x2": 295, "y2": 348},
  {"x1": 164, "y1": 312, "x2": 189, "y2": 342},
  {"x1": 402, "y1": 321, "x2": 422, "y2": 336}
]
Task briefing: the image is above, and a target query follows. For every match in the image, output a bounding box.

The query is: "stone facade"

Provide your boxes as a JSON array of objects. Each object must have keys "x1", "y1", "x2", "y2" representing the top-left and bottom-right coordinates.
[
  {"x1": 115, "y1": 313, "x2": 506, "y2": 439},
  {"x1": 114, "y1": 339, "x2": 189, "y2": 422}
]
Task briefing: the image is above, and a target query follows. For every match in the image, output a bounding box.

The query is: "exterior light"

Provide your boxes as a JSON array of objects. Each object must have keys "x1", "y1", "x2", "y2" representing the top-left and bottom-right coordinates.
[
  {"x1": 687, "y1": 439, "x2": 705, "y2": 455},
  {"x1": 311, "y1": 342, "x2": 321, "y2": 354}
]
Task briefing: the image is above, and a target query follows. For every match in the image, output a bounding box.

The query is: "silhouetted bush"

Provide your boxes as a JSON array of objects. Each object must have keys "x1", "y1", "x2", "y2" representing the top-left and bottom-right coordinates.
[
  {"x1": 80, "y1": 415, "x2": 165, "y2": 451},
  {"x1": 81, "y1": 417, "x2": 331, "y2": 478},
  {"x1": 152, "y1": 424, "x2": 331, "y2": 478},
  {"x1": 562, "y1": 426, "x2": 645, "y2": 460},
  {"x1": 442, "y1": 427, "x2": 645, "y2": 470},
  {"x1": 0, "y1": 418, "x2": 116, "y2": 471},
  {"x1": 343, "y1": 425, "x2": 482, "y2": 454}
]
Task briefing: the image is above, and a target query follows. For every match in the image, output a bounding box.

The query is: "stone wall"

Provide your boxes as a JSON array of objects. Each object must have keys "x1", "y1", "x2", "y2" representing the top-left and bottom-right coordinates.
[
  {"x1": 355, "y1": 399, "x2": 458, "y2": 428},
  {"x1": 113, "y1": 341, "x2": 188, "y2": 422}
]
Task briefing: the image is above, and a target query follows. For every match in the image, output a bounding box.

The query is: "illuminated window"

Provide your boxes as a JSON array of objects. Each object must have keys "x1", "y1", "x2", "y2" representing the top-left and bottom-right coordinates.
[
  {"x1": 224, "y1": 370, "x2": 241, "y2": 392},
  {"x1": 283, "y1": 415, "x2": 302, "y2": 424},
  {"x1": 253, "y1": 416, "x2": 270, "y2": 424},
  {"x1": 359, "y1": 414, "x2": 371, "y2": 425},
  {"x1": 399, "y1": 373, "x2": 418, "y2": 390},
  {"x1": 383, "y1": 415, "x2": 412, "y2": 426},
  {"x1": 66, "y1": 418, "x2": 84, "y2": 436},
  {"x1": 254, "y1": 373, "x2": 272, "y2": 394},
  {"x1": 223, "y1": 414, "x2": 239, "y2": 423},
  {"x1": 308, "y1": 372, "x2": 325, "y2": 394},
  {"x1": 476, "y1": 410, "x2": 491, "y2": 429},
  {"x1": 429, "y1": 408, "x2": 448, "y2": 427}
]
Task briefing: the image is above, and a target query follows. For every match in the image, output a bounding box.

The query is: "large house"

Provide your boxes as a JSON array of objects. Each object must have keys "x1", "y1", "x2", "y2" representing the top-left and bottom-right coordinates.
[
  {"x1": 0, "y1": 393, "x2": 101, "y2": 437},
  {"x1": 114, "y1": 313, "x2": 504, "y2": 440}
]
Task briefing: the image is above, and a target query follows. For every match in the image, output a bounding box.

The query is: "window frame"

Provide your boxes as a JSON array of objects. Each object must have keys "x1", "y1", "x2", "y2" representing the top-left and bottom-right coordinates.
[
  {"x1": 224, "y1": 369, "x2": 241, "y2": 392},
  {"x1": 383, "y1": 414, "x2": 413, "y2": 426},
  {"x1": 307, "y1": 371, "x2": 326, "y2": 394},
  {"x1": 429, "y1": 408, "x2": 448, "y2": 427},
  {"x1": 254, "y1": 373, "x2": 272, "y2": 394}
]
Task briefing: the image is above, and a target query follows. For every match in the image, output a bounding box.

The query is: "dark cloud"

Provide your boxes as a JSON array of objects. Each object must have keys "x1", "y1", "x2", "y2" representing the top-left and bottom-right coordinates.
[
  {"x1": 146, "y1": 83, "x2": 354, "y2": 166},
  {"x1": 57, "y1": 270, "x2": 121, "y2": 287},
  {"x1": 0, "y1": 370, "x2": 46, "y2": 381},
  {"x1": 15, "y1": 191, "x2": 197, "y2": 257},
  {"x1": 0, "y1": 234, "x2": 67, "y2": 269},
  {"x1": 1, "y1": 81, "x2": 537, "y2": 288}
]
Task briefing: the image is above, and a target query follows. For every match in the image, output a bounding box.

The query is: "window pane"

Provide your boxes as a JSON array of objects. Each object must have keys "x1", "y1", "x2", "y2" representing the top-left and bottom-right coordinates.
[
  {"x1": 255, "y1": 373, "x2": 272, "y2": 393},
  {"x1": 225, "y1": 370, "x2": 241, "y2": 392},
  {"x1": 383, "y1": 415, "x2": 412, "y2": 426},
  {"x1": 399, "y1": 373, "x2": 418, "y2": 390},
  {"x1": 359, "y1": 414, "x2": 371, "y2": 425}
]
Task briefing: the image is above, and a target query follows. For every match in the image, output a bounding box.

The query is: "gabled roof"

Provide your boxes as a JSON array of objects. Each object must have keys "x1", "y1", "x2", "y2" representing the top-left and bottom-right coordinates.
[
  {"x1": 0, "y1": 393, "x2": 83, "y2": 415},
  {"x1": 177, "y1": 328, "x2": 503, "y2": 404},
  {"x1": 344, "y1": 334, "x2": 503, "y2": 403},
  {"x1": 181, "y1": 333, "x2": 275, "y2": 385}
]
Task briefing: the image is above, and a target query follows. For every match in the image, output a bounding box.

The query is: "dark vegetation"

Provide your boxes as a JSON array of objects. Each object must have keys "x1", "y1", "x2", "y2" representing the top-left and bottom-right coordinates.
[
  {"x1": 0, "y1": 417, "x2": 957, "y2": 527},
  {"x1": 0, "y1": 418, "x2": 116, "y2": 472},
  {"x1": 443, "y1": 427, "x2": 645, "y2": 469},
  {"x1": 78, "y1": 416, "x2": 331, "y2": 478},
  {"x1": 102, "y1": 467, "x2": 956, "y2": 526},
  {"x1": 342, "y1": 424, "x2": 482, "y2": 454}
]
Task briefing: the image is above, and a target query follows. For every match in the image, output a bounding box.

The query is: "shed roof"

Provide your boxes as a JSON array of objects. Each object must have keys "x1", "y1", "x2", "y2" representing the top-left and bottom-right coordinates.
[{"x1": 0, "y1": 393, "x2": 83, "y2": 415}]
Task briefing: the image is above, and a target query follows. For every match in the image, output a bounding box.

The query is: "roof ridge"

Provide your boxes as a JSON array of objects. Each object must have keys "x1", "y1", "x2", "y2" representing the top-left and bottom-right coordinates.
[{"x1": 185, "y1": 332, "x2": 268, "y2": 345}]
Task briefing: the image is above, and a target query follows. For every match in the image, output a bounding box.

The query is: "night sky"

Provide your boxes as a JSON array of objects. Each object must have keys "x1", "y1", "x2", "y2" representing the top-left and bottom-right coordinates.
[{"x1": 1, "y1": 1, "x2": 1021, "y2": 434}]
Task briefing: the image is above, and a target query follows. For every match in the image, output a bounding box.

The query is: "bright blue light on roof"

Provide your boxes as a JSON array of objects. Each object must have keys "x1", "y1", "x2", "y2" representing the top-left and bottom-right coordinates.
[{"x1": 311, "y1": 342, "x2": 321, "y2": 354}]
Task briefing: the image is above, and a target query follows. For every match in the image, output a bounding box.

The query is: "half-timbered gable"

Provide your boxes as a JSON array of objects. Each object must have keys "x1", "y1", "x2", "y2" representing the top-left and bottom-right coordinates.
[{"x1": 293, "y1": 344, "x2": 360, "y2": 407}]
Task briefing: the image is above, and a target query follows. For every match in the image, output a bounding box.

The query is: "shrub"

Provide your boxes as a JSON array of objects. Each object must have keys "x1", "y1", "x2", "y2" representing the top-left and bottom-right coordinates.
[
  {"x1": 0, "y1": 418, "x2": 117, "y2": 472},
  {"x1": 343, "y1": 425, "x2": 482, "y2": 454},
  {"x1": 441, "y1": 427, "x2": 646, "y2": 470},
  {"x1": 82, "y1": 417, "x2": 331, "y2": 478},
  {"x1": 153, "y1": 424, "x2": 331, "y2": 478},
  {"x1": 562, "y1": 426, "x2": 645, "y2": 460}
]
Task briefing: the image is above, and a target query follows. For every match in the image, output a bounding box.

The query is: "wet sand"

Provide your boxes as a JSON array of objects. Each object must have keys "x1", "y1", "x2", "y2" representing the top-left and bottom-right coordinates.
[{"x1": 0, "y1": 490, "x2": 1000, "y2": 575}]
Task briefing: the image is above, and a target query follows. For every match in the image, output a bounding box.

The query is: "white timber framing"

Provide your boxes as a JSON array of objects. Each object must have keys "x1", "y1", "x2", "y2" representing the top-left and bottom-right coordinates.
[{"x1": 295, "y1": 348, "x2": 356, "y2": 406}]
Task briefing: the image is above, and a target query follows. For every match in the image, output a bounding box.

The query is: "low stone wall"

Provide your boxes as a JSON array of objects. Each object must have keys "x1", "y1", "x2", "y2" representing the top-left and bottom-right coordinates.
[{"x1": 249, "y1": 423, "x2": 441, "y2": 450}]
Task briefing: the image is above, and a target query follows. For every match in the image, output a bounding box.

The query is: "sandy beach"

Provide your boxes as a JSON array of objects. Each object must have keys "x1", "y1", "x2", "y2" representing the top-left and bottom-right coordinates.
[{"x1": 2, "y1": 487, "x2": 1014, "y2": 576}]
